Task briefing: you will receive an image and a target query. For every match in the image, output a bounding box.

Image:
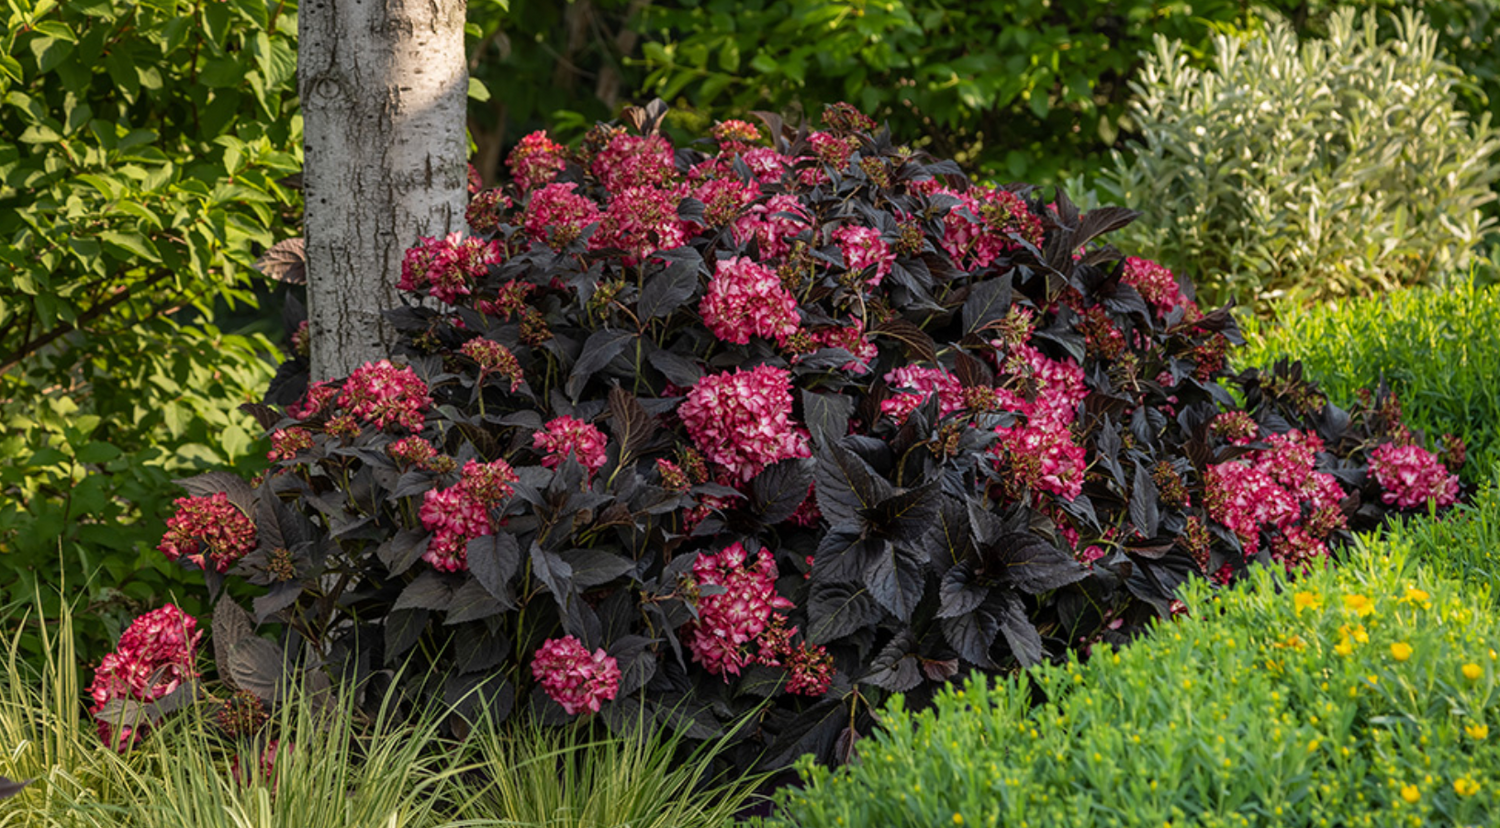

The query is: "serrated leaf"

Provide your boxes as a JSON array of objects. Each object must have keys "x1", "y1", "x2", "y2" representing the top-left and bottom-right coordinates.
[
  {"x1": 801, "y1": 390, "x2": 854, "y2": 450},
  {"x1": 637, "y1": 259, "x2": 699, "y2": 319},
  {"x1": 1129, "y1": 459, "x2": 1161, "y2": 539},
  {"x1": 872, "y1": 317, "x2": 937, "y2": 363},
  {"x1": 606, "y1": 385, "x2": 655, "y2": 457},
  {"x1": 562, "y1": 548, "x2": 635, "y2": 588},
  {"x1": 393, "y1": 570, "x2": 460, "y2": 611},
  {"x1": 445, "y1": 579, "x2": 505, "y2": 624},
  {"x1": 982, "y1": 532, "x2": 1089, "y2": 595},
  {"x1": 868, "y1": 482, "x2": 940, "y2": 543},
  {"x1": 750, "y1": 457, "x2": 814, "y2": 525},
  {"x1": 864, "y1": 540, "x2": 924, "y2": 620},
  {"x1": 813, "y1": 441, "x2": 891, "y2": 526},
  {"x1": 961, "y1": 275, "x2": 1013, "y2": 334},
  {"x1": 994, "y1": 590, "x2": 1044, "y2": 667},
  {"x1": 467, "y1": 533, "x2": 520, "y2": 604},
  {"x1": 607, "y1": 635, "x2": 658, "y2": 696},
  {"x1": 254, "y1": 237, "x2": 306, "y2": 284},
  {"x1": 377, "y1": 529, "x2": 430, "y2": 576},
  {"x1": 566, "y1": 329, "x2": 633, "y2": 400},
  {"x1": 385, "y1": 608, "x2": 428, "y2": 663},
  {"x1": 211, "y1": 595, "x2": 254, "y2": 676},
  {"x1": 806, "y1": 582, "x2": 882, "y2": 645},
  {"x1": 810, "y1": 528, "x2": 871, "y2": 585},
  {"x1": 529, "y1": 543, "x2": 574, "y2": 610},
  {"x1": 252, "y1": 582, "x2": 301, "y2": 623},
  {"x1": 936, "y1": 562, "x2": 989, "y2": 618},
  {"x1": 228, "y1": 637, "x2": 285, "y2": 704}
]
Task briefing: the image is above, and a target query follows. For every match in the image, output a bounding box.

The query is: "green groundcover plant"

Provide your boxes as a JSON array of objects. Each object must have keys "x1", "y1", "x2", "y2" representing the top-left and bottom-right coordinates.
[
  {"x1": 1237, "y1": 277, "x2": 1500, "y2": 487},
  {"x1": 765, "y1": 542, "x2": 1500, "y2": 828},
  {"x1": 109, "y1": 102, "x2": 1462, "y2": 775}
]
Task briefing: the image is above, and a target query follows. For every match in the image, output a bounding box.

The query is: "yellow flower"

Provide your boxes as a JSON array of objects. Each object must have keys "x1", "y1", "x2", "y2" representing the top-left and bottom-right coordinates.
[
  {"x1": 1400, "y1": 785, "x2": 1420, "y2": 804},
  {"x1": 1351, "y1": 625, "x2": 1369, "y2": 644},
  {"x1": 1391, "y1": 642, "x2": 1413, "y2": 662},
  {"x1": 1463, "y1": 663, "x2": 1483, "y2": 681},
  {"x1": 1276, "y1": 634, "x2": 1307, "y2": 651},
  {"x1": 1344, "y1": 594, "x2": 1375, "y2": 617},
  {"x1": 1399, "y1": 587, "x2": 1431, "y2": 608},
  {"x1": 1454, "y1": 778, "x2": 1480, "y2": 797},
  {"x1": 953, "y1": 814, "x2": 965, "y2": 826},
  {"x1": 1466, "y1": 723, "x2": 1489, "y2": 740},
  {"x1": 1294, "y1": 591, "x2": 1322, "y2": 615},
  {"x1": 1334, "y1": 640, "x2": 1354, "y2": 657}
]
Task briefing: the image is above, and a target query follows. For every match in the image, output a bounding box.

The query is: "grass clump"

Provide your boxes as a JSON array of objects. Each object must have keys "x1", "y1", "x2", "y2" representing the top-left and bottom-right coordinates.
[
  {"x1": 1237, "y1": 277, "x2": 1500, "y2": 485},
  {"x1": 764, "y1": 544, "x2": 1500, "y2": 828}
]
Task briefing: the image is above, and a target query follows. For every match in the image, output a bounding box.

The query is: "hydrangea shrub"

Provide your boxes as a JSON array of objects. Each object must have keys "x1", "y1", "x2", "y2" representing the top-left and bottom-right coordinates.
[{"x1": 139, "y1": 101, "x2": 1463, "y2": 768}]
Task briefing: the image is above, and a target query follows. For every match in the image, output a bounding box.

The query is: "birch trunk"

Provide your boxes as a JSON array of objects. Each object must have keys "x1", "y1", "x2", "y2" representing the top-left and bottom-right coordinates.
[{"x1": 300, "y1": 0, "x2": 469, "y2": 381}]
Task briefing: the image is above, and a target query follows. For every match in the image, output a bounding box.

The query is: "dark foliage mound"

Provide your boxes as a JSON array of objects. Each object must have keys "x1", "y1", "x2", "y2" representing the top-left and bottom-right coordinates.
[{"x1": 148, "y1": 101, "x2": 1464, "y2": 770}]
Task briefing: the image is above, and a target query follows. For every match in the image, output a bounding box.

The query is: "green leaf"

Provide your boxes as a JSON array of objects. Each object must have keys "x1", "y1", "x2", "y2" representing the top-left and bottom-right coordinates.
[
  {"x1": 28, "y1": 37, "x2": 73, "y2": 74},
  {"x1": 467, "y1": 77, "x2": 490, "y2": 102},
  {"x1": 99, "y1": 231, "x2": 162, "y2": 263}
]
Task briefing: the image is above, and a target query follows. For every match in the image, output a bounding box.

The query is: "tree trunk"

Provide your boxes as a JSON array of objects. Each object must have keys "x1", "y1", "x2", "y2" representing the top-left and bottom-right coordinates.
[{"x1": 300, "y1": 0, "x2": 469, "y2": 381}]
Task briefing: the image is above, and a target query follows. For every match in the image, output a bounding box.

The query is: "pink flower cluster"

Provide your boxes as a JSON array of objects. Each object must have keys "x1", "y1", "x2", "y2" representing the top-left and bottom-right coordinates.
[
  {"x1": 700, "y1": 256, "x2": 801, "y2": 347},
  {"x1": 288, "y1": 380, "x2": 339, "y2": 421},
  {"x1": 694, "y1": 176, "x2": 759, "y2": 227},
  {"x1": 1204, "y1": 429, "x2": 1347, "y2": 567},
  {"x1": 834, "y1": 225, "x2": 895, "y2": 287},
  {"x1": 679, "y1": 365, "x2": 810, "y2": 483},
  {"x1": 880, "y1": 365, "x2": 964, "y2": 422},
  {"x1": 89, "y1": 604, "x2": 201, "y2": 751},
  {"x1": 987, "y1": 345, "x2": 1091, "y2": 502},
  {"x1": 812, "y1": 320, "x2": 878, "y2": 374},
  {"x1": 337, "y1": 359, "x2": 431, "y2": 431},
  {"x1": 158, "y1": 492, "x2": 257, "y2": 573},
  {"x1": 592, "y1": 133, "x2": 677, "y2": 190},
  {"x1": 683, "y1": 543, "x2": 794, "y2": 678},
  {"x1": 386, "y1": 435, "x2": 442, "y2": 470},
  {"x1": 267, "y1": 427, "x2": 313, "y2": 462},
  {"x1": 418, "y1": 458, "x2": 519, "y2": 571},
  {"x1": 531, "y1": 635, "x2": 622, "y2": 715},
  {"x1": 507, "y1": 130, "x2": 568, "y2": 192},
  {"x1": 940, "y1": 187, "x2": 1044, "y2": 271},
  {"x1": 522, "y1": 182, "x2": 602, "y2": 249},
  {"x1": 459, "y1": 338, "x2": 524, "y2": 391},
  {"x1": 593, "y1": 185, "x2": 689, "y2": 262},
  {"x1": 397, "y1": 233, "x2": 502, "y2": 305},
  {"x1": 533, "y1": 415, "x2": 610, "y2": 474},
  {"x1": 1123, "y1": 257, "x2": 1198, "y2": 320},
  {"x1": 466, "y1": 188, "x2": 512, "y2": 234},
  {"x1": 1369, "y1": 442, "x2": 1460, "y2": 510},
  {"x1": 733, "y1": 194, "x2": 810, "y2": 259}
]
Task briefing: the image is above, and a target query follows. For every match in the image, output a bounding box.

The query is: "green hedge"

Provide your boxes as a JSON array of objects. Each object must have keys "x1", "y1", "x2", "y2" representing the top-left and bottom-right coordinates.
[
  {"x1": 765, "y1": 545, "x2": 1500, "y2": 828},
  {"x1": 1236, "y1": 277, "x2": 1500, "y2": 486}
]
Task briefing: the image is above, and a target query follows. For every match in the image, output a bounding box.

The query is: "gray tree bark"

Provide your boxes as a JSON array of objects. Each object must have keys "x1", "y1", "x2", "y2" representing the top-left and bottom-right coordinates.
[{"x1": 300, "y1": 0, "x2": 469, "y2": 381}]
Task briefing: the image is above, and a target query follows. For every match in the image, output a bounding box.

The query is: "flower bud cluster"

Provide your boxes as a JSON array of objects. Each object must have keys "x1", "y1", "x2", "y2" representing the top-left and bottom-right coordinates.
[{"x1": 158, "y1": 492, "x2": 257, "y2": 573}]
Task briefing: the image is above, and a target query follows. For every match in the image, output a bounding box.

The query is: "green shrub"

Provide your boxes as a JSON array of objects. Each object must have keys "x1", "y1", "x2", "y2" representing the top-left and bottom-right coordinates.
[
  {"x1": 766, "y1": 545, "x2": 1500, "y2": 828},
  {"x1": 1361, "y1": 466, "x2": 1500, "y2": 605},
  {"x1": 0, "y1": 0, "x2": 298, "y2": 664},
  {"x1": 1096, "y1": 8, "x2": 1500, "y2": 309},
  {"x1": 1235, "y1": 277, "x2": 1500, "y2": 485}
]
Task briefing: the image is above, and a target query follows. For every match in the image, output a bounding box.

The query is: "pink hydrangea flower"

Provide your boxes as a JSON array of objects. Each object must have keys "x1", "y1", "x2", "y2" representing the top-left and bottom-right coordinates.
[
  {"x1": 507, "y1": 130, "x2": 568, "y2": 192},
  {"x1": 337, "y1": 359, "x2": 431, "y2": 432},
  {"x1": 89, "y1": 604, "x2": 201, "y2": 751},
  {"x1": 533, "y1": 416, "x2": 610, "y2": 474},
  {"x1": 158, "y1": 492, "x2": 257, "y2": 573},
  {"x1": 939, "y1": 187, "x2": 1043, "y2": 271},
  {"x1": 700, "y1": 256, "x2": 801, "y2": 347},
  {"x1": 712, "y1": 119, "x2": 762, "y2": 145},
  {"x1": 386, "y1": 435, "x2": 440, "y2": 469},
  {"x1": 522, "y1": 182, "x2": 602, "y2": 250},
  {"x1": 1212, "y1": 411, "x2": 1260, "y2": 446},
  {"x1": 833, "y1": 225, "x2": 895, "y2": 287},
  {"x1": 532, "y1": 635, "x2": 622, "y2": 715},
  {"x1": 740, "y1": 147, "x2": 789, "y2": 184},
  {"x1": 1203, "y1": 462, "x2": 1300, "y2": 556},
  {"x1": 990, "y1": 425, "x2": 1087, "y2": 501},
  {"x1": 694, "y1": 176, "x2": 759, "y2": 227},
  {"x1": 1001, "y1": 344, "x2": 1088, "y2": 429},
  {"x1": 813, "y1": 320, "x2": 879, "y2": 374},
  {"x1": 1369, "y1": 442, "x2": 1460, "y2": 509},
  {"x1": 459, "y1": 338, "x2": 524, "y2": 392},
  {"x1": 1123, "y1": 257, "x2": 1199, "y2": 320},
  {"x1": 591, "y1": 133, "x2": 677, "y2": 190},
  {"x1": 418, "y1": 458, "x2": 518, "y2": 571},
  {"x1": 267, "y1": 427, "x2": 313, "y2": 462},
  {"x1": 683, "y1": 543, "x2": 794, "y2": 677},
  {"x1": 466, "y1": 188, "x2": 512, "y2": 234},
  {"x1": 592, "y1": 185, "x2": 690, "y2": 262},
  {"x1": 880, "y1": 365, "x2": 964, "y2": 421},
  {"x1": 288, "y1": 380, "x2": 339, "y2": 420},
  {"x1": 732, "y1": 194, "x2": 810, "y2": 259},
  {"x1": 679, "y1": 365, "x2": 810, "y2": 483},
  {"x1": 397, "y1": 233, "x2": 502, "y2": 305},
  {"x1": 806, "y1": 131, "x2": 853, "y2": 170}
]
